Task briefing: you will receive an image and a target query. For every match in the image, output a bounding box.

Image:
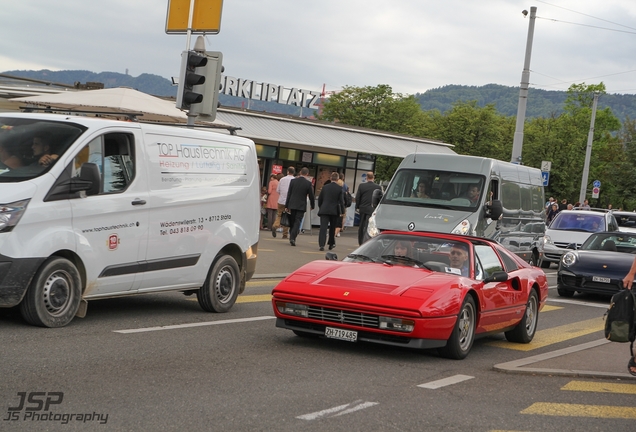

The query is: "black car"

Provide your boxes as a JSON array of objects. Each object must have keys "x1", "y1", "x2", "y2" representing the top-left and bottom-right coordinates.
[{"x1": 557, "y1": 232, "x2": 636, "y2": 297}]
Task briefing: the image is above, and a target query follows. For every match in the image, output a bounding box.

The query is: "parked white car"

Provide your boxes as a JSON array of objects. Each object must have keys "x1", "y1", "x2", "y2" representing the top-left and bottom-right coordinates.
[{"x1": 539, "y1": 210, "x2": 619, "y2": 268}]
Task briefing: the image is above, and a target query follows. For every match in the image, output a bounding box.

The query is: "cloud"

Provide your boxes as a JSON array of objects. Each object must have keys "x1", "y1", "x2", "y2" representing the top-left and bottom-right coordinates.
[{"x1": 1, "y1": 0, "x2": 635, "y2": 94}]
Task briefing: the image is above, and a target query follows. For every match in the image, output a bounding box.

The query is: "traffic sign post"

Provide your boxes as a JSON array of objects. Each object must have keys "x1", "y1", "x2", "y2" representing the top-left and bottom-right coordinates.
[
  {"x1": 541, "y1": 171, "x2": 549, "y2": 187},
  {"x1": 166, "y1": 0, "x2": 224, "y2": 34},
  {"x1": 592, "y1": 186, "x2": 600, "y2": 199}
]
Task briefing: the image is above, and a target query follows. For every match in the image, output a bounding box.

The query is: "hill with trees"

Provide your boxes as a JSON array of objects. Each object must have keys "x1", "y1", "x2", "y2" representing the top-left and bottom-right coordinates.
[{"x1": 5, "y1": 69, "x2": 636, "y2": 121}]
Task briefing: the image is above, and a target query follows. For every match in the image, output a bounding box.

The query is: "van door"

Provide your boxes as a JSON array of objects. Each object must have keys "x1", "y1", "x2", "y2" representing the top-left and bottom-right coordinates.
[{"x1": 68, "y1": 131, "x2": 149, "y2": 297}]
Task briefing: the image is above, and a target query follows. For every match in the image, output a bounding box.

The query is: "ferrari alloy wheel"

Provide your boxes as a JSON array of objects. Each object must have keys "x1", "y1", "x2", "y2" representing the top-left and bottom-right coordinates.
[
  {"x1": 505, "y1": 290, "x2": 539, "y2": 343},
  {"x1": 197, "y1": 255, "x2": 240, "y2": 313},
  {"x1": 557, "y1": 284, "x2": 574, "y2": 298},
  {"x1": 439, "y1": 296, "x2": 476, "y2": 360}
]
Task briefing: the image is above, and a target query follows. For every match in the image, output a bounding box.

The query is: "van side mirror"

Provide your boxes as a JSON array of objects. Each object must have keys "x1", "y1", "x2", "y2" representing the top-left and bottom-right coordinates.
[
  {"x1": 486, "y1": 199, "x2": 503, "y2": 220},
  {"x1": 372, "y1": 188, "x2": 383, "y2": 208},
  {"x1": 78, "y1": 163, "x2": 101, "y2": 196}
]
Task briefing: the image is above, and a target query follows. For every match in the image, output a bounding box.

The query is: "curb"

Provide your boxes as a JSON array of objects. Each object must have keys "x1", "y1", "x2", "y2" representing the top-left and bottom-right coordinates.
[{"x1": 493, "y1": 339, "x2": 635, "y2": 379}]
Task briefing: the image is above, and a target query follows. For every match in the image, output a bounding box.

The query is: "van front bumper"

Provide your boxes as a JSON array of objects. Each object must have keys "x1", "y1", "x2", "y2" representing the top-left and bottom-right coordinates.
[{"x1": 0, "y1": 255, "x2": 44, "y2": 307}]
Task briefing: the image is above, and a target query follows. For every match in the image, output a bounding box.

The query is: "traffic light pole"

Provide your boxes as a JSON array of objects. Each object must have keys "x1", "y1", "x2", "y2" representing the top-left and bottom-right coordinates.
[
  {"x1": 578, "y1": 92, "x2": 599, "y2": 204},
  {"x1": 510, "y1": 6, "x2": 537, "y2": 164}
]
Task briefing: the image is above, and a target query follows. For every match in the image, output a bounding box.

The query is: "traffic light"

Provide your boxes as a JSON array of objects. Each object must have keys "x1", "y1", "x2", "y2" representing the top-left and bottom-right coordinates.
[
  {"x1": 189, "y1": 51, "x2": 224, "y2": 120},
  {"x1": 176, "y1": 50, "x2": 208, "y2": 111}
]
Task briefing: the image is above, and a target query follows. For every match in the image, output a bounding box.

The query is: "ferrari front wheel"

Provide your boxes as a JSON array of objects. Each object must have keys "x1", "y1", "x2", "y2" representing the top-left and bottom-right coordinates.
[
  {"x1": 439, "y1": 296, "x2": 476, "y2": 360},
  {"x1": 505, "y1": 290, "x2": 539, "y2": 343}
]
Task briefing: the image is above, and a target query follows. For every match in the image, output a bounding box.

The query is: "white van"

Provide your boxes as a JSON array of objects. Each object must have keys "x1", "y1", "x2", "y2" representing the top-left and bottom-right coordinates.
[
  {"x1": 0, "y1": 113, "x2": 260, "y2": 327},
  {"x1": 367, "y1": 153, "x2": 546, "y2": 263}
]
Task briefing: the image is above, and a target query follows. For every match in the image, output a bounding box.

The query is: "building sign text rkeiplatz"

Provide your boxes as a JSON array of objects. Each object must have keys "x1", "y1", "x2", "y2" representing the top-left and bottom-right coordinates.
[{"x1": 219, "y1": 76, "x2": 322, "y2": 110}]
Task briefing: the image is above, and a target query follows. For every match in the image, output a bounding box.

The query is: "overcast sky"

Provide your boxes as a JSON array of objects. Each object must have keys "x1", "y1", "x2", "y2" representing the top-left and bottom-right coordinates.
[{"x1": 1, "y1": 0, "x2": 635, "y2": 95}]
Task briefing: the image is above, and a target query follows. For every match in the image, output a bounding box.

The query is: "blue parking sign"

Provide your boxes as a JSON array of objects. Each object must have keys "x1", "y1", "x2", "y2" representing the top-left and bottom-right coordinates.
[{"x1": 541, "y1": 171, "x2": 549, "y2": 186}]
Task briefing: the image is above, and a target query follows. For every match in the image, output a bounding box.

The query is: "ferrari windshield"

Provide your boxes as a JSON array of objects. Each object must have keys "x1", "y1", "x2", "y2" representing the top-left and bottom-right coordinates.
[
  {"x1": 344, "y1": 233, "x2": 471, "y2": 276},
  {"x1": 382, "y1": 168, "x2": 485, "y2": 210},
  {"x1": 0, "y1": 117, "x2": 86, "y2": 182}
]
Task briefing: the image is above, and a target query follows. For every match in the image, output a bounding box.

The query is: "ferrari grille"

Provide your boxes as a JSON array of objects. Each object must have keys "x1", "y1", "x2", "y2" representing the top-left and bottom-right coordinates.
[{"x1": 307, "y1": 306, "x2": 379, "y2": 328}]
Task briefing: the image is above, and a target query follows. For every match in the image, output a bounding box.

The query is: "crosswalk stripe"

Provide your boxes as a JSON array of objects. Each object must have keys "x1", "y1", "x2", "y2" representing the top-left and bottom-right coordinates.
[
  {"x1": 417, "y1": 374, "x2": 474, "y2": 389},
  {"x1": 487, "y1": 318, "x2": 603, "y2": 351},
  {"x1": 540, "y1": 305, "x2": 562, "y2": 312},
  {"x1": 561, "y1": 380, "x2": 636, "y2": 394},
  {"x1": 236, "y1": 294, "x2": 272, "y2": 303},
  {"x1": 521, "y1": 402, "x2": 636, "y2": 419}
]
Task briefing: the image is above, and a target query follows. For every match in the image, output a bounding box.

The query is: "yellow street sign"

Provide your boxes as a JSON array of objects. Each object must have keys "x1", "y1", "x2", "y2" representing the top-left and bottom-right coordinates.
[{"x1": 166, "y1": 0, "x2": 223, "y2": 34}]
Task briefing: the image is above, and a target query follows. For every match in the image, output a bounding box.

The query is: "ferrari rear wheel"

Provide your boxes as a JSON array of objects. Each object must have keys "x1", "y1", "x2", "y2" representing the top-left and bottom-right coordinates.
[
  {"x1": 505, "y1": 290, "x2": 539, "y2": 343},
  {"x1": 439, "y1": 296, "x2": 476, "y2": 360},
  {"x1": 557, "y1": 284, "x2": 574, "y2": 297}
]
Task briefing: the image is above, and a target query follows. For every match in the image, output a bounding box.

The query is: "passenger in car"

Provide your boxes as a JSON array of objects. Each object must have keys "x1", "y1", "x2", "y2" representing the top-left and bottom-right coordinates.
[
  {"x1": 449, "y1": 243, "x2": 470, "y2": 277},
  {"x1": 393, "y1": 240, "x2": 413, "y2": 257}
]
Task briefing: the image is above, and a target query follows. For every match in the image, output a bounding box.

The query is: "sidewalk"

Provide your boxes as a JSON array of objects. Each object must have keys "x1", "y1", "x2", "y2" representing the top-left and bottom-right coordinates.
[{"x1": 252, "y1": 226, "x2": 636, "y2": 380}]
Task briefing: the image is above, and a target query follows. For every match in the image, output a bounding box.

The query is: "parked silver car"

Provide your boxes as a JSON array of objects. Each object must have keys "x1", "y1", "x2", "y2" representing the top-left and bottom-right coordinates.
[{"x1": 538, "y1": 210, "x2": 620, "y2": 268}]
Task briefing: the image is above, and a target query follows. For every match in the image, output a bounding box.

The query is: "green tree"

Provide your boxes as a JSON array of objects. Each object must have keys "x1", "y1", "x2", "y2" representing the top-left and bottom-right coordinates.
[{"x1": 318, "y1": 84, "x2": 428, "y2": 181}]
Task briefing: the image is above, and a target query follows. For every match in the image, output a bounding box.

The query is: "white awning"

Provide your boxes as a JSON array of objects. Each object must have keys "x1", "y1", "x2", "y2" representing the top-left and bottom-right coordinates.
[{"x1": 215, "y1": 108, "x2": 455, "y2": 158}]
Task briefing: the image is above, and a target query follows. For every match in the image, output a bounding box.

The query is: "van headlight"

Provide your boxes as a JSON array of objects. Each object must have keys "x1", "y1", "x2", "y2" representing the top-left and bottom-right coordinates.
[
  {"x1": 543, "y1": 235, "x2": 553, "y2": 246},
  {"x1": 451, "y1": 219, "x2": 471, "y2": 235},
  {"x1": 562, "y1": 252, "x2": 577, "y2": 267},
  {"x1": 367, "y1": 213, "x2": 379, "y2": 238},
  {"x1": 0, "y1": 199, "x2": 30, "y2": 233}
]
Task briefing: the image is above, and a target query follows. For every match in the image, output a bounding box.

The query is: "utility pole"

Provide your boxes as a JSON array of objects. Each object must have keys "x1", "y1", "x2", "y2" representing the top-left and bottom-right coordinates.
[
  {"x1": 579, "y1": 92, "x2": 600, "y2": 204},
  {"x1": 511, "y1": 6, "x2": 537, "y2": 164}
]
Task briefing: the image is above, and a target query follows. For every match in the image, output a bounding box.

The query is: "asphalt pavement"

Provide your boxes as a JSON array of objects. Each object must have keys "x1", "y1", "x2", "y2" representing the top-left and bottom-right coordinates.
[{"x1": 253, "y1": 225, "x2": 636, "y2": 381}]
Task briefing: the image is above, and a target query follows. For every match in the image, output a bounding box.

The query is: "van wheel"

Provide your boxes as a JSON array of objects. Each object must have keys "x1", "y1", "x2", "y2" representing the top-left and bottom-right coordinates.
[
  {"x1": 20, "y1": 257, "x2": 82, "y2": 328},
  {"x1": 505, "y1": 290, "x2": 538, "y2": 343},
  {"x1": 539, "y1": 258, "x2": 551, "y2": 269},
  {"x1": 197, "y1": 255, "x2": 240, "y2": 313},
  {"x1": 438, "y1": 296, "x2": 476, "y2": 360}
]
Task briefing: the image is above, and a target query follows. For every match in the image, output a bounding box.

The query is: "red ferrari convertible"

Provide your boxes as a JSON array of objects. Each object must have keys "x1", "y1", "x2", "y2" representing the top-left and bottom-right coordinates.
[{"x1": 272, "y1": 231, "x2": 548, "y2": 359}]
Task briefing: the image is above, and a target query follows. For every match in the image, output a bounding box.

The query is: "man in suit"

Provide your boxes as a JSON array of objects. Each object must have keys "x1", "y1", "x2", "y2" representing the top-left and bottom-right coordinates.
[
  {"x1": 285, "y1": 167, "x2": 315, "y2": 246},
  {"x1": 355, "y1": 171, "x2": 381, "y2": 245},
  {"x1": 317, "y1": 172, "x2": 344, "y2": 251}
]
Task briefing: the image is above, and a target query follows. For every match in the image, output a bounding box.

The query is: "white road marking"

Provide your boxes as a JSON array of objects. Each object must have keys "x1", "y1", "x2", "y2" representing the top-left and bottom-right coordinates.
[
  {"x1": 296, "y1": 400, "x2": 379, "y2": 420},
  {"x1": 546, "y1": 298, "x2": 608, "y2": 309},
  {"x1": 113, "y1": 316, "x2": 276, "y2": 334},
  {"x1": 418, "y1": 374, "x2": 474, "y2": 389}
]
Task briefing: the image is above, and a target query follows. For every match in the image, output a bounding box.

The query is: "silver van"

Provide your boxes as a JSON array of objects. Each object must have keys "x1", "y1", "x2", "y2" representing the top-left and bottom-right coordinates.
[{"x1": 367, "y1": 153, "x2": 546, "y2": 264}]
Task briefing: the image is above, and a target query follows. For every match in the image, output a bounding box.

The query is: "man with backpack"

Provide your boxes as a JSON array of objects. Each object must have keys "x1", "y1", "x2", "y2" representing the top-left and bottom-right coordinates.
[{"x1": 621, "y1": 257, "x2": 636, "y2": 376}]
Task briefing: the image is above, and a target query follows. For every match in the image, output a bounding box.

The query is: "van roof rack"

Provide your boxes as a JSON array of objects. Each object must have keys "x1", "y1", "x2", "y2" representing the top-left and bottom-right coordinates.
[{"x1": 19, "y1": 106, "x2": 142, "y2": 121}]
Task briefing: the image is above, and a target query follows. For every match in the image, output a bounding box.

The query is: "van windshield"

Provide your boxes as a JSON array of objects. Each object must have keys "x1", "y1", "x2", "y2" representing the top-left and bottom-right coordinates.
[
  {"x1": 0, "y1": 117, "x2": 86, "y2": 182},
  {"x1": 383, "y1": 169, "x2": 486, "y2": 210}
]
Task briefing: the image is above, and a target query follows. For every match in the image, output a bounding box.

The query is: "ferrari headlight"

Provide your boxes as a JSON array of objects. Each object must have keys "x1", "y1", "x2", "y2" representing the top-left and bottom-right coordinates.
[
  {"x1": 367, "y1": 213, "x2": 379, "y2": 238},
  {"x1": 275, "y1": 301, "x2": 308, "y2": 317},
  {"x1": 379, "y1": 316, "x2": 414, "y2": 332},
  {"x1": 451, "y1": 219, "x2": 471, "y2": 236},
  {"x1": 0, "y1": 199, "x2": 30, "y2": 233},
  {"x1": 562, "y1": 252, "x2": 577, "y2": 267}
]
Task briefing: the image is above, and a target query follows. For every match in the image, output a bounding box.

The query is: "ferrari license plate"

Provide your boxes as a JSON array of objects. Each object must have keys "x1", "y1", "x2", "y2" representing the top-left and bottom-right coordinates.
[
  {"x1": 325, "y1": 327, "x2": 358, "y2": 342},
  {"x1": 592, "y1": 276, "x2": 611, "y2": 283}
]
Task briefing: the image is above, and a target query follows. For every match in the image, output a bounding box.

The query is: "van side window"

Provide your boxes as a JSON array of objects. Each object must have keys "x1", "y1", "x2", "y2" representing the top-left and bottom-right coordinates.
[{"x1": 72, "y1": 133, "x2": 135, "y2": 194}]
